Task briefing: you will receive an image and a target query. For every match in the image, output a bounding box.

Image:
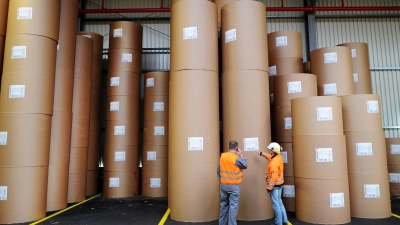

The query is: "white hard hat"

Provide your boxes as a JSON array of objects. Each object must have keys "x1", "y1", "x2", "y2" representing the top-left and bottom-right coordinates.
[{"x1": 267, "y1": 142, "x2": 282, "y2": 154}]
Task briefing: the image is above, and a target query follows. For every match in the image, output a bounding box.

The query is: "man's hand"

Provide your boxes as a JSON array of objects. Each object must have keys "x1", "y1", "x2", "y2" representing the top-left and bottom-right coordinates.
[
  {"x1": 236, "y1": 148, "x2": 243, "y2": 158},
  {"x1": 256, "y1": 151, "x2": 262, "y2": 156}
]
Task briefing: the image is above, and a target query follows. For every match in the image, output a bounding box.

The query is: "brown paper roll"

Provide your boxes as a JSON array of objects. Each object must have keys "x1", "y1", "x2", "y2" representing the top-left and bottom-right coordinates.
[
  {"x1": 316, "y1": 74, "x2": 355, "y2": 96},
  {"x1": 388, "y1": 164, "x2": 400, "y2": 195},
  {"x1": 0, "y1": 166, "x2": 48, "y2": 224},
  {"x1": 142, "y1": 170, "x2": 168, "y2": 197},
  {"x1": 144, "y1": 71, "x2": 170, "y2": 96},
  {"x1": 268, "y1": 58, "x2": 303, "y2": 76},
  {"x1": 214, "y1": 0, "x2": 235, "y2": 28},
  {"x1": 0, "y1": 113, "x2": 52, "y2": 167},
  {"x1": 53, "y1": 67, "x2": 74, "y2": 112},
  {"x1": 341, "y1": 94, "x2": 383, "y2": 132},
  {"x1": 67, "y1": 172, "x2": 87, "y2": 203},
  {"x1": 273, "y1": 107, "x2": 292, "y2": 143},
  {"x1": 103, "y1": 145, "x2": 139, "y2": 171},
  {"x1": 103, "y1": 170, "x2": 139, "y2": 198},
  {"x1": 106, "y1": 95, "x2": 140, "y2": 121},
  {"x1": 268, "y1": 31, "x2": 303, "y2": 59},
  {"x1": 109, "y1": 21, "x2": 143, "y2": 51},
  {"x1": 46, "y1": 163, "x2": 69, "y2": 212},
  {"x1": 170, "y1": 0, "x2": 218, "y2": 73},
  {"x1": 86, "y1": 169, "x2": 99, "y2": 197},
  {"x1": 72, "y1": 78, "x2": 92, "y2": 124},
  {"x1": 0, "y1": 0, "x2": 9, "y2": 36},
  {"x1": 295, "y1": 177, "x2": 351, "y2": 224},
  {"x1": 386, "y1": 138, "x2": 400, "y2": 165},
  {"x1": 303, "y1": 61, "x2": 311, "y2": 73},
  {"x1": 49, "y1": 110, "x2": 73, "y2": 164},
  {"x1": 106, "y1": 71, "x2": 141, "y2": 97},
  {"x1": 144, "y1": 120, "x2": 169, "y2": 146},
  {"x1": 0, "y1": 35, "x2": 4, "y2": 72},
  {"x1": 7, "y1": 0, "x2": 61, "y2": 41},
  {"x1": 310, "y1": 46, "x2": 353, "y2": 78},
  {"x1": 291, "y1": 96, "x2": 343, "y2": 136},
  {"x1": 143, "y1": 145, "x2": 168, "y2": 158},
  {"x1": 89, "y1": 80, "x2": 101, "y2": 121},
  {"x1": 171, "y1": 0, "x2": 212, "y2": 6},
  {"x1": 91, "y1": 53, "x2": 103, "y2": 77},
  {"x1": 282, "y1": 176, "x2": 295, "y2": 212},
  {"x1": 69, "y1": 147, "x2": 88, "y2": 174},
  {"x1": 87, "y1": 121, "x2": 100, "y2": 170},
  {"x1": 77, "y1": 32, "x2": 104, "y2": 55},
  {"x1": 59, "y1": 0, "x2": 79, "y2": 29},
  {"x1": 221, "y1": 0, "x2": 268, "y2": 72},
  {"x1": 107, "y1": 49, "x2": 141, "y2": 74},
  {"x1": 74, "y1": 36, "x2": 94, "y2": 80},
  {"x1": 144, "y1": 95, "x2": 169, "y2": 121},
  {"x1": 142, "y1": 154, "x2": 167, "y2": 171},
  {"x1": 105, "y1": 120, "x2": 140, "y2": 146},
  {"x1": 70, "y1": 122, "x2": 90, "y2": 148},
  {"x1": 281, "y1": 143, "x2": 294, "y2": 177}
]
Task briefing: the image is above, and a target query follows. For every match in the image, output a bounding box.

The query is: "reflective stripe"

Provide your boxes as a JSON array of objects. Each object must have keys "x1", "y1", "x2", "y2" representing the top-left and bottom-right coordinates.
[
  {"x1": 220, "y1": 170, "x2": 241, "y2": 175},
  {"x1": 220, "y1": 175, "x2": 243, "y2": 181}
]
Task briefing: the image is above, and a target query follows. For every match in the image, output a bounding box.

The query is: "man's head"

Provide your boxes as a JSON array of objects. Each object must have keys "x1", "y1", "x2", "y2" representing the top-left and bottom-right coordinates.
[
  {"x1": 229, "y1": 140, "x2": 238, "y2": 151},
  {"x1": 267, "y1": 142, "x2": 282, "y2": 154}
]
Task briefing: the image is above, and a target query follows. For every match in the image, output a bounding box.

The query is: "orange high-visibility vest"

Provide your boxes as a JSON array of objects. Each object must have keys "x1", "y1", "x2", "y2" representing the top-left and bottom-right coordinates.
[
  {"x1": 266, "y1": 154, "x2": 284, "y2": 191},
  {"x1": 219, "y1": 152, "x2": 243, "y2": 185}
]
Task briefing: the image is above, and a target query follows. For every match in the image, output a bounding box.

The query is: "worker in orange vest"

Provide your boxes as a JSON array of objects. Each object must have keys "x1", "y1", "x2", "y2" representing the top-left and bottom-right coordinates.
[
  {"x1": 257, "y1": 142, "x2": 288, "y2": 225},
  {"x1": 217, "y1": 140, "x2": 247, "y2": 225}
]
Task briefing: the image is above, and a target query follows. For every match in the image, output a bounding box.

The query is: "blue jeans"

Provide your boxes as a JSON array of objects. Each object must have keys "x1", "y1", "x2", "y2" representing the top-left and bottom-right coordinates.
[
  {"x1": 270, "y1": 186, "x2": 288, "y2": 225},
  {"x1": 219, "y1": 184, "x2": 241, "y2": 225}
]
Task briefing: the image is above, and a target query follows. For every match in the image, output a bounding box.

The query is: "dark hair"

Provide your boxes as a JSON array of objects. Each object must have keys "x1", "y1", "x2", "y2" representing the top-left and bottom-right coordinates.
[{"x1": 229, "y1": 141, "x2": 238, "y2": 150}]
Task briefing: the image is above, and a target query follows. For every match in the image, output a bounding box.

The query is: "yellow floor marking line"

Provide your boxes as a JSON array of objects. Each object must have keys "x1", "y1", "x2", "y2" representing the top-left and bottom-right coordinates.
[
  {"x1": 393, "y1": 213, "x2": 400, "y2": 219},
  {"x1": 158, "y1": 208, "x2": 171, "y2": 225},
  {"x1": 30, "y1": 193, "x2": 102, "y2": 225}
]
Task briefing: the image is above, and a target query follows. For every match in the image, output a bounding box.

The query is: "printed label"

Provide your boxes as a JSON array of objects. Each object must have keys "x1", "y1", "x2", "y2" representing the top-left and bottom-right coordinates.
[
  {"x1": 270, "y1": 94, "x2": 274, "y2": 103},
  {"x1": 114, "y1": 126, "x2": 125, "y2": 135},
  {"x1": 323, "y1": 83, "x2": 337, "y2": 95},
  {"x1": 114, "y1": 151, "x2": 126, "y2": 161},
  {"x1": 153, "y1": 102, "x2": 164, "y2": 111},
  {"x1": 353, "y1": 73, "x2": 358, "y2": 82},
  {"x1": 316, "y1": 107, "x2": 333, "y2": 121},
  {"x1": 146, "y1": 78, "x2": 155, "y2": 87},
  {"x1": 109, "y1": 178, "x2": 120, "y2": 187},
  {"x1": 147, "y1": 151, "x2": 157, "y2": 160},
  {"x1": 276, "y1": 36, "x2": 288, "y2": 46},
  {"x1": 287, "y1": 81, "x2": 302, "y2": 93},
  {"x1": 283, "y1": 185, "x2": 295, "y2": 198},
  {"x1": 316, "y1": 148, "x2": 333, "y2": 162},
  {"x1": 281, "y1": 151, "x2": 288, "y2": 163},
  {"x1": 269, "y1": 66, "x2": 277, "y2": 76},
  {"x1": 82, "y1": 35, "x2": 91, "y2": 39},
  {"x1": 284, "y1": 117, "x2": 292, "y2": 130},
  {"x1": 121, "y1": 53, "x2": 132, "y2": 62},
  {"x1": 225, "y1": 29, "x2": 237, "y2": 43},
  {"x1": 110, "y1": 102, "x2": 120, "y2": 111},
  {"x1": 17, "y1": 7, "x2": 32, "y2": 20},
  {"x1": 110, "y1": 77, "x2": 120, "y2": 86},
  {"x1": 351, "y1": 49, "x2": 357, "y2": 58},
  {"x1": 330, "y1": 193, "x2": 345, "y2": 208},
  {"x1": 324, "y1": 52, "x2": 338, "y2": 63},
  {"x1": 113, "y1": 28, "x2": 123, "y2": 38},
  {"x1": 389, "y1": 173, "x2": 400, "y2": 183},
  {"x1": 366, "y1": 100, "x2": 379, "y2": 113},
  {"x1": 188, "y1": 137, "x2": 203, "y2": 150},
  {"x1": 0, "y1": 132, "x2": 8, "y2": 145},
  {"x1": 390, "y1": 144, "x2": 400, "y2": 154},
  {"x1": 243, "y1": 137, "x2": 259, "y2": 151},
  {"x1": 364, "y1": 184, "x2": 380, "y2": 198},
  {"x1": 0, "y1": 186, "x2": 7, "y2": 201},
  {"x1": 183, "y1": 27, "x2": 198, "y2": 40},
  {"x1": 154, "y1": 126, "x2": 165, "y2": 135},
  {"x1": 9, "y1": 85, "x2": 25, "y2": 98},
  {"x1": 356, "y1": 143, "x2": 373, "y2": 156},
  {"x1": 11, "y1": 46, "x2": 27, "y2": 59},
  {"x1": 150, "y1": 178, "x2": 161, "y2": 188}
]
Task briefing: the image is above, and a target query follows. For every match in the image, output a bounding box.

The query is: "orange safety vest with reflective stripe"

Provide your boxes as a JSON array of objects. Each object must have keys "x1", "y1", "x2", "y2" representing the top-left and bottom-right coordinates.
[
  {"x1": 219, "y1": 152, "x2": 243, "y2": 185},
  {"x1": 264, "y1": 153, "x2": 284, "y2": 191}
]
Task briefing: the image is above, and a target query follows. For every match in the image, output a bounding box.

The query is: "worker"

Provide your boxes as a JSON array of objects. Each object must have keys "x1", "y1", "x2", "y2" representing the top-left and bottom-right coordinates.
[
  {"x1": 257, "y1": 142, "x2": 288, "y2": 225},
  {"x1": 217, "y1": 140, "x2": 247, "y2": 225}
]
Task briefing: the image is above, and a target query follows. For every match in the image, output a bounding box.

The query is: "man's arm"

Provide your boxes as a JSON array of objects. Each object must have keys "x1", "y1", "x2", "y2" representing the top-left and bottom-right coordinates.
[{"x1": 236, "y1": 157, "x2": 247, "y2": 169}]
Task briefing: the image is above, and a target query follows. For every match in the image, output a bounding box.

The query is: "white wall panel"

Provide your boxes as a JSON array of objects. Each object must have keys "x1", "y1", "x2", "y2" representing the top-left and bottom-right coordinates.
[{"x1": 316, "y1": 0, "x2": 400, "y2": 16}]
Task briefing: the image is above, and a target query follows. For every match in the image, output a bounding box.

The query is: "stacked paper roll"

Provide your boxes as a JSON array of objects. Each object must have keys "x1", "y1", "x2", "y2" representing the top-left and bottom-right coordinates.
[{"x1": 386, "y1": 138, "x2": 400, "y2": 195}]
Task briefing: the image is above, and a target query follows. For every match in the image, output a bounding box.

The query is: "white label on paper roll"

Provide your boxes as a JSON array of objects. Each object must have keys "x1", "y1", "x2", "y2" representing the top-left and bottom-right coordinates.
[
  {"x1": 281, "y1": 151, "x2": 288, "y2": 163},
  {"x1": 316, "y1": 148, "x2": 333, "y2": 162},
  {"x1": 183, "y1": 27, "x2": 198, "y2": 40},
  {"x1": 153, "y1": 102, "x2": 164, "y2": 111},
  {"x1": 0, "y1": 132, "x2": 8, "y2": 145},
  {"x1": 389, "y1": 173, "x2": 400, "y2": 183},
  {"x1": 154, "y1": 126, "x2": 164, "y2": 135},
  {"x1": 353, "y1": 73, "x2": 359, "y2": 82},
  {"x1": 323, "y1": 83, "x2": 337, "y2": 95},
  {"x1": 324, "y1": 52, "x2": 338, "y2": 63},
  {"x1": 284, "y1": 117, "x2": 292, "y2": 130},
  {"x1": 283, "y1": 185, "x2": 295, "y2": 198},
  {"x1": 114, "y1": 151, "x2": 126, "y2": 161},
  {"x1": 391, "y1": 144, "x2": 400, "y2": 154},
  {"x1": 188, "y1": 137, "x2": 203, "y2": 150},
  {"x1": 150, "y1": 178, "x2": 161, "y2": 188},
  {"x1": 243, "y1": 137, "x2": 259, "y2": 151},
  {"x1": 287, "y1": 81, "x2": 302, "y2": 93},
  {"x1": 121, "y1": 53, "x2": 132, "y2": 62},
  {"x1": 351, "y1": 49, "x2": 357, "y2": 58},
  {"x1": 276, "y1": 36, "x2": 288, "y2": 46},
  {"x1": 82, "y1": 35, "x2": 91, "y2": 39},
  {"x1": 225, "y1": 29, "x2": 237, "y2": 43},
  {"x1": 364, "y1": 184, "x2": 380, "y2": 198},
  {"x1": 110, "y1": 77, "x2": 120, "y2": 86},
  {"x1": 9, "y1": 85, "x2": 25, "y2": 98},
  {"x1": 270, "y1": 94, "x2": 274, "y2": 103},
  {"x1": 109, "y1": 178, "x2": 120, "y2": 187},
  {"x1": 147, "y1": 151, "x2": 156, "y2": 160},
  {"x1": 17, "y1": 7, "x2": 32, "y2": 20},
  {"x1": 316, "y1": 107, "x2": 333, "y2": 121},
  {"x1": 146, "y1": 78, "x2": 155, "y2": 87},
  {"x1": 366, "y1": 100, "x2": 379, "y2": 113},
  {"x1": 113, "y1": 28, "x2": 123, "y2": 37},
  {"x1": 114, "y1": 126, "x2": 125, "y2": 135},
  {"x1": 269, "y1": 66, "x2": 277, "y2": 76},
  {"x1": 330, "y1": 193, "x2": 345, "y2": 208},
  {"x1": 110, "y1": 102, "x2": 120, "y2": 111},
  {"x1": 356, "y1": 142, "x2": 373, "y2": 156},
  {"x1": 11, "y1": 46, "x2": 27, "y2": 59},
  {"x1": 0, "y1": 186, "x2": 7, "y2": 201}
]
